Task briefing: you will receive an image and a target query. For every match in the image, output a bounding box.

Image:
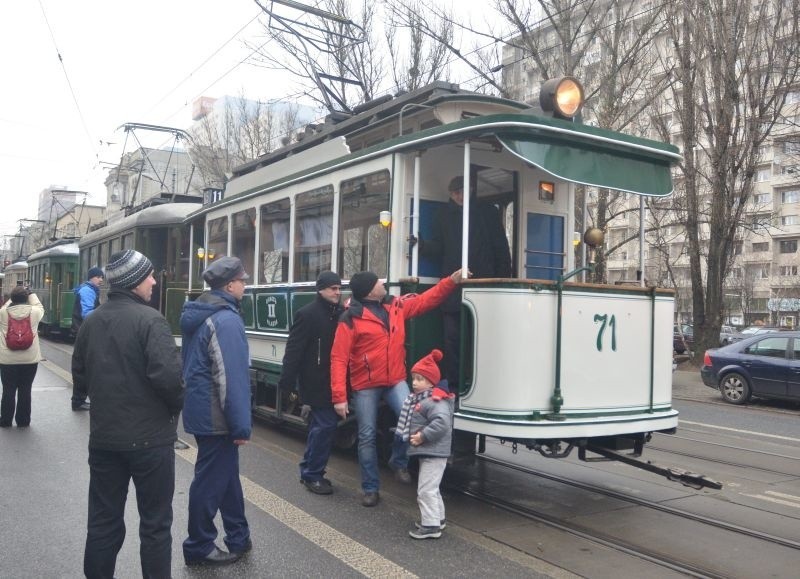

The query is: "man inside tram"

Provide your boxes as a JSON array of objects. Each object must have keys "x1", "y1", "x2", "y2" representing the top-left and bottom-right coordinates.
[{"x1": 412, "y1": 175, "x2": 512, "y2": 389}]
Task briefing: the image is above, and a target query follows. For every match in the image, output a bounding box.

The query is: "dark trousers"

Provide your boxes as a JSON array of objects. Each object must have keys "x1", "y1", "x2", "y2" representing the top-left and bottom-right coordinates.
[
  {"x1": 0, "y1": 363, "x2": 37, "y2": 426},
  {"x1": 299, "y1": 405, "x2": 338, "y2": 482},
  {"x1": 442, "y1": 311, "x2": 461, "y2": 389},
  {"x1": 84, "y1": 445, "x2": 175, "y2": 579},
  {"x1": 184, "y1": 435, "x2": 249, "y2": 560}
]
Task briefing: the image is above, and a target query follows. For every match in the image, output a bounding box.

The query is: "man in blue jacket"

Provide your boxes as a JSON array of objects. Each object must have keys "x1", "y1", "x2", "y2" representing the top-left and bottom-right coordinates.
[
  {"x1": 180, "y1": 256, "x2": 252, "y2": 567},
  {"x1": 71, "y1": 266, "x2": 103, "y2": 411}
]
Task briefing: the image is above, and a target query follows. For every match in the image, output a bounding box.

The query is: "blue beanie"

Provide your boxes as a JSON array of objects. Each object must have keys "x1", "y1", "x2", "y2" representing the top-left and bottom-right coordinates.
[{"x1": 87, "y1": 267, "x2": 104, "y2": 280}]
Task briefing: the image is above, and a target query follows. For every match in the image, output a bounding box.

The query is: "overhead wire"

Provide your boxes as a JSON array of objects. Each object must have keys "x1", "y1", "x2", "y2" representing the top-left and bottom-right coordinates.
[{"x1": 37, "y1": 0, "x2": 99, "y2": 163}]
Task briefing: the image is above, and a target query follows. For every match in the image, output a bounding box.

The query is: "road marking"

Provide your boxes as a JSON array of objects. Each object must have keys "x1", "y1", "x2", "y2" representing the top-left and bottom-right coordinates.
[
  {"x1": 741, "y1": 492, "x2": 800, "y2": 509},
  {"x1": 680, "y1": 420, "x2": 800, "y2": 443},
  {"x1": 40, "y1": 358, "x2": 73, "y2": 384},
  {"x1": 175, "y1": 444, "x2": 417, "y2": 579}
]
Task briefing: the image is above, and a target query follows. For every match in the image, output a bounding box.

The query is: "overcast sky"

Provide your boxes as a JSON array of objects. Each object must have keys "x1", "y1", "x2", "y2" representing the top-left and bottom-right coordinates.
[{"x1": 0, "y1": 0, "x2": 498, "y2": 243}]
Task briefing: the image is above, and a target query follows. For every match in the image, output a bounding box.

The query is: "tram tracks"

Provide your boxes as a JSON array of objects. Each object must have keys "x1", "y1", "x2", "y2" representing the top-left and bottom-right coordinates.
[{"x1": 445, "y1": 453, "x2": 800, "y2": 578}]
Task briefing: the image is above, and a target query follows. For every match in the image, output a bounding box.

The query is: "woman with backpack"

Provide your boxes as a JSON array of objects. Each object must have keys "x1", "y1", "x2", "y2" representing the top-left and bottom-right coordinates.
[{"x1": 0, "y1": 286, "x2": 45, "y2": 427}]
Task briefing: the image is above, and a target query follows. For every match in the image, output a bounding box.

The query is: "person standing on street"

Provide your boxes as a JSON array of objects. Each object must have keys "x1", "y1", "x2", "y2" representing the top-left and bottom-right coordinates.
[
  {"x1": 71, "y1": 266, "x2": 103, "y2": 411},
  {"x1": 181, "y1": 256, "x2": 252, "y2": 567},
  {"x1": 330, "y1": 268, "x2": 465, "y2": 507},
  {"x1": 279, "y1": 271, "x2": 344, "y2": 495},
  {"x1": 0, "y1": 286, "x2": 45, "y2": 428},
  {"x1": 72, "y1": 250, "x2": 184, "y2": 579}
]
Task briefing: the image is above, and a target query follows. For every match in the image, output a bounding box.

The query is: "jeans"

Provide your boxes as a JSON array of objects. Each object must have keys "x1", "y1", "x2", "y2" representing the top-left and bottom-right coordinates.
[
  {"x1": 0, "y1": 363, "x2": 37, "y2": 426},
  {"x1": 299, "y1": 405, "x2": 339, "y2": 482},
  {"x1": 352, "y1": 381, "x2": 410, "y2": 492},
  {"x1": 84, "y1": 445, "x2": 175, "y2": 579},
  {"x1": 184, "y1": 435, "x2": 250, "y2": 560}
]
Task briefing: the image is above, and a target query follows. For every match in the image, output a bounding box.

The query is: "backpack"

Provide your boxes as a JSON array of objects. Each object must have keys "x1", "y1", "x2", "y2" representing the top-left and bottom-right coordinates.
[{"x1": 6, "y1": 314, "x2": 34, "y2": 351}]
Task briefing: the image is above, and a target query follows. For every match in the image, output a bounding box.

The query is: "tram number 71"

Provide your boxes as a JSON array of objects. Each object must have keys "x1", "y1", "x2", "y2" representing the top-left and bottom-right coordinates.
[{"x1": 593, "y1": 314, "x2": 617, "y2": 352}]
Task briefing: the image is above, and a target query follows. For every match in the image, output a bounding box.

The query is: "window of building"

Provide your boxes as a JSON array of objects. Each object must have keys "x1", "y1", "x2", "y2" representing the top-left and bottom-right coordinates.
[
  {"x1": 752, "y1": 242, "x2": 769, "y2": 252},
  {"x1": 733, "y1": 241, "x2": 743, "y2": 255},
  {"x1": 781, "y1": 165, "x2": 799, "y2": 175},
  {"x1": 754, "y1": 193, "x2": 772, "y2": 205},
  {"x1": 782, "y1": 190, "x2": 800, "y2": 204},
  {"x1": 781, "y1": 215, "x2": 799, "y2": 226},
  {"x1": 783, "y1": 142, "x2": 800, "y2": 155},
  {"x1": 259, "y1": 198, "x2": 290, "y2": 284},
  {"x1": 755, "y1": 168, "x2": 771, "y2": 182},
  {"x1": 294, "y1": 185, "x2": 334, "y2": 283},
  {"x1": 779, "y1": 239, "x2": 798, "y2": 253},
  {"x1": 338, "y1": 171, "x2": 391, "y2": 280},
  {"x1": 779, "y1": 265, "x2": 798, "y2": 276}
]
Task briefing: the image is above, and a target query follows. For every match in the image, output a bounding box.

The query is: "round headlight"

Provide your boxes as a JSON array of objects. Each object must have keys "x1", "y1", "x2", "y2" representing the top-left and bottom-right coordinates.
[{"x1": 540, "y1": 76, "x2": 585, "y2": 119}]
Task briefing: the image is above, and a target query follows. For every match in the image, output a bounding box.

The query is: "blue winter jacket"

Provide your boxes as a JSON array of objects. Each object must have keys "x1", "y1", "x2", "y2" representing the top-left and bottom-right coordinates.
[{"x1": 180, "y1": 290, "x2": 252, "y2": 439}]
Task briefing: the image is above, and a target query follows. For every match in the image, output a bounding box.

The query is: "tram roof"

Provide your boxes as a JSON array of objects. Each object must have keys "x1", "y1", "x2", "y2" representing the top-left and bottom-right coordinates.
[
  {"x1": 4, "y1": 261, "x2": 28, "y2": 272},
  {"x1": 192, "y1": 110, "x2": 680, "y2": 217},
  {"x1": 27, "y1": 242, "x2": 80, "y2": 262},
  {"x1": 80, "y1": 202, "x2": 201, "y2": 247}
]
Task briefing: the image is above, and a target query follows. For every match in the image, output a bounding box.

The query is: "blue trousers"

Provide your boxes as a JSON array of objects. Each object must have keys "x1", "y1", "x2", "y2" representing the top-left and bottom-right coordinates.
[
  {"x1": 299, "y1": 405, "x2": 338, "y2": 482},
  {"x1": 183, "y1": 435, "x2": 250, "y2": 560},
  {"x1": 352, "y1": 381, "x2": 410, "y2": 493},
  {"x1": 84, "y1": 445, "x2": 175, "y2": 579}
]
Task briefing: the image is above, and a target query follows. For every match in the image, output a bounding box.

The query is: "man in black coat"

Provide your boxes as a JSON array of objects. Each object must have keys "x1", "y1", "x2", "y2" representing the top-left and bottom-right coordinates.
[
  {"x1": 72, "y1": 250, "x2": 184, "y2": 578},
  {"x1": 278, "y1": 271, "x2": 344, "y2": 495},
  {"x1": 418, "y1": 176, "x2": 512, "y2": 388}
]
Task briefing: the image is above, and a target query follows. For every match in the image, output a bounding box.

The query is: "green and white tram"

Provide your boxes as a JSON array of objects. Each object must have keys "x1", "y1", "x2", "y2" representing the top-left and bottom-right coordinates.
[
  {"x1": 186, "y1": 79, "x2": 712, "y2": 484},
  {"x1": 27, "y1": 240, "x2": 80, "y2": 337},
  {"x1": 79, "y1": 198, "x2": 201, "y2": 334}
]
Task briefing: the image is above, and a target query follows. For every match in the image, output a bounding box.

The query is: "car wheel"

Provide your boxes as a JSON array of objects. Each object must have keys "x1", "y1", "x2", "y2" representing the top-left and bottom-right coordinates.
[{"x1": 719, "y1": 372, "x2": 751, "y2": 405}]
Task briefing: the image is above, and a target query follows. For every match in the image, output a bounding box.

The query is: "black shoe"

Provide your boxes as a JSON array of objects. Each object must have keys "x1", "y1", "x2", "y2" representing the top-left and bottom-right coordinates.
[
  {"x1": 361, "y1": 491, "x2": 379, "y2": 507},
  {"x1": 392, "y1": 467, "x2": 412, "y2": 484},
  {"x1": 0, "y1": 423, "x2": 11, "y2": 428},
  {"x1": 72, "y1": 402, "x2": 90, "y2": 411},
  {"x1": 301, "y1": 478, "x2": 333, "y2": 495},
  {"x1": 229, "y1": 538, "x2": 252, "y2": 555},
  {"x1": 185, "y1": 546, "x2": 241, "y2": 567}
]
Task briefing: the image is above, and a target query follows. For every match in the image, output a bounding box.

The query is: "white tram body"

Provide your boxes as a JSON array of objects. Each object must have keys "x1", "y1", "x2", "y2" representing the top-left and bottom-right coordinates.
[
  {"x1": 3, "y1": 261, "x2": 29, "y2": 289},
  {"x1": 187, "y1": 80, "x2": 683, "y2": 462}
]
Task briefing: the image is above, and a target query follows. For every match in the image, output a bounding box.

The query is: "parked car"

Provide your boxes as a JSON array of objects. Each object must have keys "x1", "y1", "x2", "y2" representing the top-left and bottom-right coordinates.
[
  {"x1": 724, "y1": 325, "x2": 786, "y2": 345},
  {"x1": 719, "y1": 325, "x2": 737, "y2": 345},
  {"x1": 700, "y1": 331, "x2": 800, "y2": 404},
  {"x1": 673, "y1": 323, "x2": 694, "y2": 354}
]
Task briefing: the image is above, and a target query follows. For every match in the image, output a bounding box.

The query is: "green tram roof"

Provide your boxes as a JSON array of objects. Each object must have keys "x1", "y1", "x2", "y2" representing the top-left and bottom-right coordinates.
[{"x1": 190, "y1": 109, "x2": 680, "y2": 219}]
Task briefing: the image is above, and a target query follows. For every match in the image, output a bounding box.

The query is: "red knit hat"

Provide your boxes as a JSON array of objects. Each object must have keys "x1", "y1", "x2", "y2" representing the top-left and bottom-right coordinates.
[{"x1": 411, "y1": 349, "x2": 443, "y2": 386}]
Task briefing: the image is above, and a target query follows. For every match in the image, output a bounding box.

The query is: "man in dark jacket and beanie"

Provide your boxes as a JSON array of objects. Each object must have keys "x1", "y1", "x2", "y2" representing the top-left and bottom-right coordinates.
[
  {"x1": 181, "y1": 256, "x2": 252, "y2": 567},
  {"x1": 70, "y1": 266, "x2": 103, "y2": 411},
  {"x1": 72, "y1": 249, "x2": 184, "y2": 579},
  {"x1": 279, "y1": 271, "x2": 343, "y2": 495},
  {"x1": 417, "y1": 176, "x2": 512, "y2": 388}
]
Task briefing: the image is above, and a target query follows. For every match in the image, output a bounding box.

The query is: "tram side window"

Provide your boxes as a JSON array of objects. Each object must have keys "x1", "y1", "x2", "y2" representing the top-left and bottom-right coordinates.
[
  {"x1": 88, "y1": 246, "x2": 98, "y2": 271},
  {"x1": 260, "y1": 198, "x2": 290, "y2": 283},
  {"x1": 295, "y1": 185, "x2": 334, "y2": 282},
  {"x1": 165, "y1": 225, "x2": 190, "y2": 284},
  {"x1": 232, "y1": 208, "x2": 256, "y2": 278},
  {"x1": 121, "y1": 233, "x2": 134, "y2": 250},
  {"x1": 109, "y1": 237, "x2": 120, "y2": 256},
  {"x1": 339, "y1": 171, "x2": 390, "y2": 280},
  {"x1": 208, "y1": 216, "x2": 229, "y2": 262}
]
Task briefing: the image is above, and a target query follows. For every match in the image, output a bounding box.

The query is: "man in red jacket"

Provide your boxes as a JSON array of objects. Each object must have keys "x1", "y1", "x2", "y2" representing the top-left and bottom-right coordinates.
[{"x1": 331, "y1": 268, "x2": 466, "y2": 507}]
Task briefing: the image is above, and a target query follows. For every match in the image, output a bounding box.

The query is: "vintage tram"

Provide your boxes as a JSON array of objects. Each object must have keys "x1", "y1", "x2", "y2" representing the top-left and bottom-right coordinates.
[
  {"x1": 78, "y1": 197, "x2": 201, "y2": 333},
  {"x1": 184, "y1": 79, "x2": 712, "y2": 485},
  {"x1": 3, "y1": 260, "x2": 29, "y2": 291},
  {"x1": 26, "y1": 240, "x2": 80, "y2": 337}
]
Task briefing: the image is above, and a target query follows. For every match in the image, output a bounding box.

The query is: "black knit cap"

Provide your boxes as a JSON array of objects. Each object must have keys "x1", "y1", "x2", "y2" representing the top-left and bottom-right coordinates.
[
  {"x1": 105, "y1": 250, "x2": 153, "y2": 289},
  {"x1": 316, "y1": 271, "x2": 342, "y2": 291},
  {"x1": 87, "y1": 267, "x2": 104, "y2": 280},
  {"x1": 349, "y1": 271, "x2": 379, "y2": 301}
]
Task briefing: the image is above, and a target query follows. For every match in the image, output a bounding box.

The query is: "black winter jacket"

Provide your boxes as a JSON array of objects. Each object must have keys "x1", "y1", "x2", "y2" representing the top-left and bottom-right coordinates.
[
  {"x1": 421, "y1": 199, "x2": 512, "y2": 311},
  {"x1": 278, "y1": 295, "x2": 343, "y2": 408},
  {"x1": 72, "y1": 289, "x2": 184, "y2": 451}
]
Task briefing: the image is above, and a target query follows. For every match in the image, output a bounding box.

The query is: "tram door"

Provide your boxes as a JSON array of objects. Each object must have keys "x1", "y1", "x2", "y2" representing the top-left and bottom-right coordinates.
[{"x1": 525, "y1": 213, "x2": 564, "y2": 281}]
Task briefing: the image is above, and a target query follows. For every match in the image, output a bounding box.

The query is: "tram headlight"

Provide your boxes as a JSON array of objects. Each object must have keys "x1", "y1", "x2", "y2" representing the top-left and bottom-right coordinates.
[
  {"x1": 379, "y1": 210, "x2": 392, "y2": 228},
  {"x1": 539, "y1": 76, "x2": 584, "y2": 120}
]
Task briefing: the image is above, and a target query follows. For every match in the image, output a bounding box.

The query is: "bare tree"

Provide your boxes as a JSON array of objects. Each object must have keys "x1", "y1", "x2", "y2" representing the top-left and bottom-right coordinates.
[
  {"x1": 189, "y1": 95, "x2": 302, "y2": 188},
  {"x1": 662, "y1": 0, "x2": 800, "y2": 362}
]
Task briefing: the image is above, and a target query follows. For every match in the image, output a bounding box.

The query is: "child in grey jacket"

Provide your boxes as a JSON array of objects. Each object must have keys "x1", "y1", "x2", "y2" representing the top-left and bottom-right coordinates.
[{"x1": 396, "y1": 349, "x2": 454, "y2": 539}]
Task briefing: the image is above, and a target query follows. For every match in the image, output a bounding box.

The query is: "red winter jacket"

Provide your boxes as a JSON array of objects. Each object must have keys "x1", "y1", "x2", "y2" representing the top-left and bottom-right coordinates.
[{"x1": 330, "y1": 277, "x2": 456, "y2": 404}]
